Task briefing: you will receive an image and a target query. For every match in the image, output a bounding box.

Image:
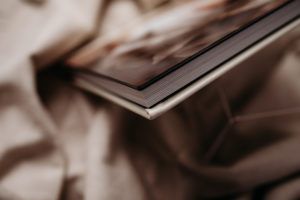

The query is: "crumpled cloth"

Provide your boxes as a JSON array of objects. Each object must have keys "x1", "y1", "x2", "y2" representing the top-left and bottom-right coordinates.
[{"x1": 1, "y1": 0, "x2": 300, "y2": 200}]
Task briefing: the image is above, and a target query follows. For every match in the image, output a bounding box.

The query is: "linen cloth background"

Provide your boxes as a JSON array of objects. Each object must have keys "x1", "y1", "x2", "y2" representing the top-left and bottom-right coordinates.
[{"x1": 1, "y1": 0, "x2": 300, "y2": 200}]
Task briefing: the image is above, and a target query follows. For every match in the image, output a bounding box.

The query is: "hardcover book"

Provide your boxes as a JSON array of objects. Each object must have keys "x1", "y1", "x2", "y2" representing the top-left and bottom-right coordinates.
[{"x1": 67, "y1": 0, "x2": 300, "y2": 119}]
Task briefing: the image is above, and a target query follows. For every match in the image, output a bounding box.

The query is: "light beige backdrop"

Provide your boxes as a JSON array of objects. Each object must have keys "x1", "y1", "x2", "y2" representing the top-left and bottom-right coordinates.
[{"x1": 1, "y1": 0, "x2": 300, "y2": 200}]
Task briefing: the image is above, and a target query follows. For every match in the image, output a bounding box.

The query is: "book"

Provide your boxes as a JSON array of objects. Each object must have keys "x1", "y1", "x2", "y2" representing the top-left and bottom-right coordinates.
[{"x1": 67, "y1": 0, "x2": 300, "y2": 119}]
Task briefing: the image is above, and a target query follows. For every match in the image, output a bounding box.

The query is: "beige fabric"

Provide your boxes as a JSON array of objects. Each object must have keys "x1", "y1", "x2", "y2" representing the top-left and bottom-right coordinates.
[{"x1": 1, "y1": 0, "x2": 300, "y2": 200}]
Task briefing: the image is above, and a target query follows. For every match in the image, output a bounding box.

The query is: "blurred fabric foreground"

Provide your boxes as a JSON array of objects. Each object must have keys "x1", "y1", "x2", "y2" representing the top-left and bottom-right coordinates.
[{"x1": 1, "y1": 0, "x2": 300, "y2": 200}]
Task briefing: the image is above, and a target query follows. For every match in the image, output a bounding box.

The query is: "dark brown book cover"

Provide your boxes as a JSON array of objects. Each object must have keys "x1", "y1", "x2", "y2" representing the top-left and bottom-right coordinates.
[{"x1": 68, "y1": 0, "x2": 290, "y2": 88}]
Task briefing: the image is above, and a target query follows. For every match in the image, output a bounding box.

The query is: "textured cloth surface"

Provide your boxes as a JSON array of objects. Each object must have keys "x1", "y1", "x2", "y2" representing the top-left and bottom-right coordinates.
[{"x1": 0, "y1": 0, "x2": 300, "y2": 200}]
